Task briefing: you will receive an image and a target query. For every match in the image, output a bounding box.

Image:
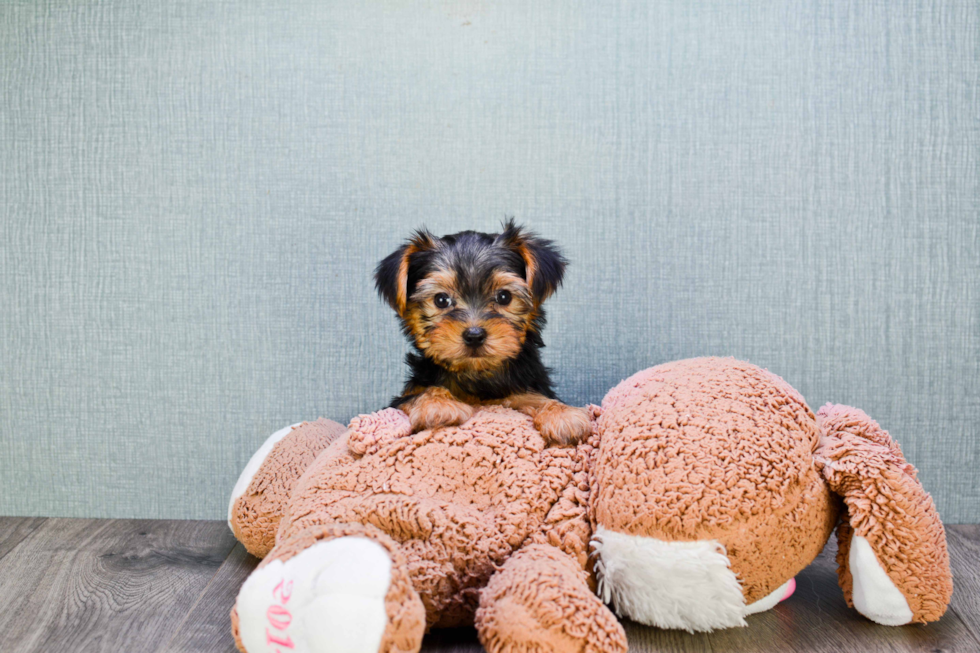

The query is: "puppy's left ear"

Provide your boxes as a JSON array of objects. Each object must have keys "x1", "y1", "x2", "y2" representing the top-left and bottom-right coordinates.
[
  {"x1": 375, "y1": 228, "x2": 438, "y2": 316},
  {"x1": 495, "y1": 219, "x2": 567, "y2": 303}
]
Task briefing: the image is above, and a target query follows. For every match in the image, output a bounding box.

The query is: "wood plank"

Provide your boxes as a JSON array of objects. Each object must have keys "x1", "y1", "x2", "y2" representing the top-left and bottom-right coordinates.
[
  {"x1": 159, "y1": 542, "x2": 260, "y2": 653},
  {"x1": 946, "y1": 524, "x2": 980, "y2": 644},
  {"x1": 0, "y1": 518, "x2": 235, "y2": 653},
  {"x1": 0, "y1": 517, "x2": 46, "y2": 561},
  {"x1": 624, "y1": 620, "x2": 714, "y2": 652}
]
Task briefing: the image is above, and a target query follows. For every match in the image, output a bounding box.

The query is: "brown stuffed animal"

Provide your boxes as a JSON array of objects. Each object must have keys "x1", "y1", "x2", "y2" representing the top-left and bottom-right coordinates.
[{"x1": 228, "y1": 357, "x2": 952, "y2": 653}]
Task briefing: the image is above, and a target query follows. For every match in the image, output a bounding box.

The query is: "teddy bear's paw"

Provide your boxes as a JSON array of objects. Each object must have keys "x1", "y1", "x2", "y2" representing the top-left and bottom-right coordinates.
[
  {"x1": 234, "y1": 537, "x2": 397, "y2": 653},
  {"x1": 817, "y1": 403, "x2": 952, "y2": 624},
  {"x1": 844, "y1": 535, "x2": 915, "y2": 625},
  {"x1": 408, "y1": 390, "x2": 475, "y2": 432},
  {"x1": 533, "y1": 402, "x2": 592, "y2": 446}
]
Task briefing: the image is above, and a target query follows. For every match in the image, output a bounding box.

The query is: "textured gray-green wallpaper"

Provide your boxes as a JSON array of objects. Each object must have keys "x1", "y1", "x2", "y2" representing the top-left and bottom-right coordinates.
[{"x1": 1, "y1": 1, "x2": 978, "y2": 521}]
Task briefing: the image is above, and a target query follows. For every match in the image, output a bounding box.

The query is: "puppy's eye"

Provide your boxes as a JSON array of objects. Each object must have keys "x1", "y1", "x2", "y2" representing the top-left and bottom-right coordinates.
[
  {"x1": 495, "y1": 290, "x2": 512, "y2": 306},
  {"x1": 434, "y1": 293, "x2": 452, "y2": 309}
]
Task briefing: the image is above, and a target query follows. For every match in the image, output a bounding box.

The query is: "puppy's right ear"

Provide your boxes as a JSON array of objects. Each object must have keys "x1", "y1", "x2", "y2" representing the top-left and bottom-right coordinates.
[
  {"x1": 494, "y1": 218, "x2": 567, "y2": 304},
  {"x1": 374, "y1": 229, "x2": 437, "y2": 315}
]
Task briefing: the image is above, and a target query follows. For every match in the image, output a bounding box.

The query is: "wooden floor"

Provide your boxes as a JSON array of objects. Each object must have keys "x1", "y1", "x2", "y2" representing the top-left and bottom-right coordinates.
[{"x1": 0, "y1": 518, "x2": 977, "y2": 652}]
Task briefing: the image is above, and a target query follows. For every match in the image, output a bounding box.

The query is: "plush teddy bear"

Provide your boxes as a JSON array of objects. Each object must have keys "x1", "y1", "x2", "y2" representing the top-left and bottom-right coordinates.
[{"x1": 227, "y1": 357, "x2": 952, "y2": 653}]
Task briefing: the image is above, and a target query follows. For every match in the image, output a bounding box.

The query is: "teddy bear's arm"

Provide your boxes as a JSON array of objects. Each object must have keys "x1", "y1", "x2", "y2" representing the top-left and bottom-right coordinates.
[
  {"x1": 229, "y1": 418, "x2": 347, "y2": 557},
  {"x1": 345, "y1": 406, "x2": 415, "y2": 456},
  {"x1": 814, "y1": 403, "x2": 953, "y2": 625},
  {"x1": 475, "y1": 543, "x2": 627, "y2": 653}
]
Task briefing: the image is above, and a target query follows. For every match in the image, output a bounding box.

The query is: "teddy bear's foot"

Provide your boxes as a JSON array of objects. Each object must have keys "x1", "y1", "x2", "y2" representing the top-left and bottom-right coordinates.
[
  {"x1": 476, "y1": 543, "x2": 627, "y2": 653},
  {"x1": 836, "y1": 522, "x2": 915, "y2": 625},
  {"x1": 232, "y1": 524, "x2": 425, "y2": 653},
  {"x1": 815, "y1": 403, "x2": 952, "y2": 625}
]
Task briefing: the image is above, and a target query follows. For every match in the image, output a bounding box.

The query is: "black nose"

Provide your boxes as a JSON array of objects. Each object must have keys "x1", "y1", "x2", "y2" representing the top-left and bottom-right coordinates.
[{"x1": 462, "y1": 327, "x2": 487, "y2": 347}]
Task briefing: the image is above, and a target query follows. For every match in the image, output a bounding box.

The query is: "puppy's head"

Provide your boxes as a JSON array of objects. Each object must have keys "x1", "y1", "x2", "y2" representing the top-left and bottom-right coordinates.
[{"x1": 375, "y1": 219, "x2": 566, "y2": 374}]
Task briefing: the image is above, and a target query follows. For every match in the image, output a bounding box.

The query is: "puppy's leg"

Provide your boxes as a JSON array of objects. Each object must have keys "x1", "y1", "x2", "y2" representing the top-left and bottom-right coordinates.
[
  {"x1": 497, "y1": 392, "x2": 592, "y2": 446},
  {"x1": 397, "y1": 386, "x2": 476, "y2": 433}
]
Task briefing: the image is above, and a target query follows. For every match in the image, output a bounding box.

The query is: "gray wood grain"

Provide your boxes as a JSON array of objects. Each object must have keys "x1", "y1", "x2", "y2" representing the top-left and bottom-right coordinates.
[
  {"x1": 947, "y1": 524, "x2": 980, "y2": 645},
  {"x1": 0, "y1": 518, "x2": 235, "y2": 653},
  {"x1": 159, "y1": 542, "x2": 259, "y2": 653},
  {"x1": 0, "y1": 517, "x2": 46, "y2": 561},
  {"x1": 2, "y1": 519, "x2": 977, "y2": 652}
]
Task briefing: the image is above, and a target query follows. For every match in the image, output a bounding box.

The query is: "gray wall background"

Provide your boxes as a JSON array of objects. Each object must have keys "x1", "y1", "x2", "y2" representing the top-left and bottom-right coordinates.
[{"x1": 1, "y1": 1, "x2": 978, "y2": 522}]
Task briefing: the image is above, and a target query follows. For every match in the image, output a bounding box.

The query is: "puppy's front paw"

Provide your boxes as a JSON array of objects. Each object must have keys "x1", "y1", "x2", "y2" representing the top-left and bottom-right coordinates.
[
  {"x1": 533, "y1": 402, "x2": 591, "y2": 446},
  {"x1": 409, "y1": 388, "x2": 475, "y2": 432}
]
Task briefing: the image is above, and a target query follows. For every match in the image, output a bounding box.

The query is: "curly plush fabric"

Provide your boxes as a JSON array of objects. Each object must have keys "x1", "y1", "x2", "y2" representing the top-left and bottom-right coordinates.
[
  {"x1": 815, "y1": 403, "x2": 953, "y2": 623},
  {"x1": 278, "y1": 406, "x2": 596, "y2": 628},
  {"x1": 231, "y1": 418, "x2": 347, "y2": 557},
  {"x1": 475, "y1": 543, "x2": 627, "y2": 653},
  {"x1": 595, "y1": 357, "x2": 838, "y2": 603}
]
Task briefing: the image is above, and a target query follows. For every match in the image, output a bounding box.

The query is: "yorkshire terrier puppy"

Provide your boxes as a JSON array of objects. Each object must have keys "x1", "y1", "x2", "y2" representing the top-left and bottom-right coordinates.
[{"x1": 374, "y1": 219, "x2": 591, "y2": 446}]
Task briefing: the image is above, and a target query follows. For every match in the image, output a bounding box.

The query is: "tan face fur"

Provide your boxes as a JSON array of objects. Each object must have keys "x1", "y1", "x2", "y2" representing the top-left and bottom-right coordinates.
[{"x1": 404, "y1": 270, "x2": 536, "y2": 374}]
